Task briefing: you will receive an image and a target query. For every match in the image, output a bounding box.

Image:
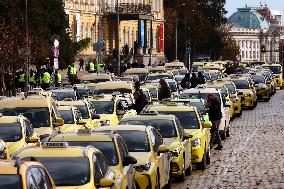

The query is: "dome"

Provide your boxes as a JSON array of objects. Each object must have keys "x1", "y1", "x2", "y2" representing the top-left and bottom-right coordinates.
[{"x1": 229, "y1": 7, "x2": 269, "y2": 29}]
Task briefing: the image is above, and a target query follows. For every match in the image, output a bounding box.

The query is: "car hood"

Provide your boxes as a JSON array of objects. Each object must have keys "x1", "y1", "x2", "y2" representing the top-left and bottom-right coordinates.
[
  {"x1": 163, "y1": 138, "x2": 177, "y2": 147},
  {"x1": 129, "y1": 152, "x2": 152, "y2": 165}
]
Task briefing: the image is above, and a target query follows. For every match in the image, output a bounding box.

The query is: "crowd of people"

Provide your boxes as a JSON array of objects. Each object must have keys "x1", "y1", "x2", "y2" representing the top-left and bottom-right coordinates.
[{"x1": 181, "y1": 72, "x2": 206, "y2": 89}]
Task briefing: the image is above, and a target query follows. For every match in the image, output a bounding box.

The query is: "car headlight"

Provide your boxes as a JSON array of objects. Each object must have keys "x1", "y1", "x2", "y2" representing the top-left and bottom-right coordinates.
[
  {"x1": 191, "y1": 138, "x2": 201, "y2": 147},
  {"x1": 101, "y1": 120, "x2": 110, "y2": 126},
  {"x1": 135, "y1": 162, "x2": 151, "y2": 172}
]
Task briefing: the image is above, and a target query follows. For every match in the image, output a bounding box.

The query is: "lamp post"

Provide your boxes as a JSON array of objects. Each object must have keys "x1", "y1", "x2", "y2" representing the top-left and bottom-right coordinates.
[
  {"x1": 25, "y1": 0, "x2": 30, "y2": 92},
  {"x1": 116, "y1": 0, "x2": 121, "y2": 75},
  {"x1": 149, "y1": 0, "x2": 153, "y2": 66}
]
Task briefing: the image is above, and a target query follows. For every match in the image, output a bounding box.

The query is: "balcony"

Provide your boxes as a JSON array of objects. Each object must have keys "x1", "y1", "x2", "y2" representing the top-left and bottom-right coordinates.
[{"x1": 103, "y1": 3, "x2": 151, "y2": 20}]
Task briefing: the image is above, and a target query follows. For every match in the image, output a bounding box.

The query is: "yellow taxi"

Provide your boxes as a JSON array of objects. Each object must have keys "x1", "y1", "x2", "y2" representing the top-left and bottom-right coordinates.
[
  {"x1": 250, "y1": 74, "x2": 271, "y2": 101},
  {"x1": 120, "y1": 113, "x2": 193, "y2": 182},
  {"x1": 56, "y1": 105, "x2": 82, "y2": 133},
  {"x1": 259, "y1": 70, "x2": 277, "y2": 95},
  {"x1": 0, "y1": 115, "x2": 40, "y2": 159},
  {"x1": 144, "y1": 102, "x2": 212, "y2": 170},
  {"x1": 164, "y1": 60, "x2": 186, "y2": 70},
  {"x1": 49, "y1": 130, "x2": 137, "y2": 189},
  {"x1": 14, "y1": 142, "x2": 118, "y2": 189},
  {"x1": 88, "y1": 95, "x2": 135, "y2": 126},
  {"x1": 228, "y1": 75, "x2": 257, "y2": 109},
  {"x1": 0, "y1": 139, "x2": 7, "y2": 159},
  {"x1": 223, "y1": 81, "x2": 242, "y2": 117},
  {"x1": 124, "y1": 68, "x2": 149, "y2": 83},
  {"x1": 147, "y1": 66, "x2": 166, "y2": 73},
  {"x1": 0, "y1": 159, "x2": 56, "y2": 188},
  {"x1": 92, "y1": 81, "x2": 134, "y2": 95},
  {"x1": 203, "y1": 62, "x2": 225, "y2": 73},
  {"x1": 95, "y1": 125, "x2": 172, "y2": 188},
  {"x1": 262, "y1": 63, "x2": 283, "y2": 89},
  {"x1": 0, "y1": 92, "x2": 64, "y2": 140},
  {"x1": 58, "y1": 99, "x2": 101, "y2": 129},
  {"x1": 81, "y1": 73, "x2": 114, "y2": 84},
  {"x1": 145, "y1": 73, "x2": 174, "y2": 83}
]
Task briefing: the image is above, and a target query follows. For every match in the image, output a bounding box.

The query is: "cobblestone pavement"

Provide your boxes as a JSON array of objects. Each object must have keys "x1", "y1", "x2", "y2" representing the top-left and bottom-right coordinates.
[{"x1": 173, "y1": 90, "x2": 284, "y2": 189}]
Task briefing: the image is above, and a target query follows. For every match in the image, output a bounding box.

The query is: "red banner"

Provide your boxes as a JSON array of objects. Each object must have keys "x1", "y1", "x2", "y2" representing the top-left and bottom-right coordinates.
[{"x1": 159, "y1": 24, "x2": 164, "y2": 52}]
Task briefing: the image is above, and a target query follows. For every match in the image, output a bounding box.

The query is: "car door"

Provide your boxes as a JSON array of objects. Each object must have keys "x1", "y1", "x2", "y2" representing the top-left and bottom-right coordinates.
[
  {"x1": 175, "y1": 118, "x2": 191, "y2": 168},
  {"x1": 27, "y1": 167, "x2": 53, "y2": 189}
]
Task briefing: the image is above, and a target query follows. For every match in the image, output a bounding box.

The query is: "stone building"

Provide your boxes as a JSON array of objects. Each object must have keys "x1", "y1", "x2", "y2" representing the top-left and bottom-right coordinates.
[
  {"x1": 229, "y1": 7, "x2": 281, "y2": 63},
  {"x1": 64, "y1": 0, "x2": 165, "y2": 63}
]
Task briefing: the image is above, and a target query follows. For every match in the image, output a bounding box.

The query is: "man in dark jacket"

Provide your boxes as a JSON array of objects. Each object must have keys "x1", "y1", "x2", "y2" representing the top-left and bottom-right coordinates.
[
  {"x1": 207, "y1": 93, "x2": 223, "y2": 150},
  {"x1": 132, "y1": 81, "x2": 148, "y2": 114},
  {"x1": 198, "y1": 72, "x2": 206, "y2": 84},
  {"x1": 158, "y1": 79, "x2": 171, "y2": 101},
  {"x1": 190, "y1": 73, "x2": 200, "y2": 88},
  {"x1": 181, "y1": 73, "x2": 191, "y2": 89}
]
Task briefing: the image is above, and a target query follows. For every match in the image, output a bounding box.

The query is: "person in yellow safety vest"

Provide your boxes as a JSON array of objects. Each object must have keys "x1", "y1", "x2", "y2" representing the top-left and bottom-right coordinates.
[
  {"x1": 88, "y1": 62, "x2": 95, "y2": 73},
  {"x1": 41, "y1": 70, "x2": 51, "y2": 90},
  {"x1": 29, "y1": 69, "x2": 37, "y2": 88},
  {"x1": 55, "y1": 70, "x2": 62, "y2": 88},
  {"x1": 18, "y1": 71, "x2": 26, "y2": 92},
  {"x1": 96, "y1": 63, "x2": 102, "y2": 73},
  {"x1": 69, "y1": 63, "x2": 77, "y2": 84}
]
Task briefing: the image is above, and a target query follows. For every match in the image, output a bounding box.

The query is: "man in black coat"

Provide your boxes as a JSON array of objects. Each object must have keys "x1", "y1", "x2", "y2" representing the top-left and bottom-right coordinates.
[
  {"x1": 207, "y1": 93, "x2": 223, "y2": 150},
  {"x1": 158, "y1": 79, "x2": 171, "y2": 101},
  {"x1": 181, "y1": 73, "x2": 191, "y2": 89},
  {"x1": 190, "y1": 73, "x2": 200, "y2": 88}
]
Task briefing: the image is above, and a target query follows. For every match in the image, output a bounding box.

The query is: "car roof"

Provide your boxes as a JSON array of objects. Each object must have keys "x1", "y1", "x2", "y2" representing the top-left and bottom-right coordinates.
[
  {"x1": 147, "y1": 103, "x2": 195, "y2": 112},
  {"x1": 81, "y1": 73, "x2": 112, "y2": 81},
  {"x1": 181, "y1": 87, "x2": 219, "y2": 94},
  {"x1": 95, "y1": 125, "x2": 147, "y2": 132},
  {"x1": 50, "y1": 132, "x2": 114, "y2": 142},
  {"x1": 121, "y1": 114, "x2": 175, "y2": 121},
  {"x1": 95, "y1": 81, "x2": 133, "y2": 90},
  {"x1": 58, "y1": 100, "x2": 86, "y2": 106},
  {"x1": 0, "y1": 96, "x2": 52, "y2": 108}
]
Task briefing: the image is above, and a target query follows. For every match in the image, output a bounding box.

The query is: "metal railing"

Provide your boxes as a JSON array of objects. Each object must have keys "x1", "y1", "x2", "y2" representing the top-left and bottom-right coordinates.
[{"x1": 103, "y1": 3, "x2": 151, "y2": 15}]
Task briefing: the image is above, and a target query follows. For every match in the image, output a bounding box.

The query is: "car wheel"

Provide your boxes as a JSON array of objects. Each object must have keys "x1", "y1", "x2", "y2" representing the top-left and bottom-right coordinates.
[
  {"x1": 185, "y1": 160, "x2": 192, "y2": 176},
  {"x1": 265, "y1": 96, "x2": 270, "y2": 102},
  {"x1": 221, "y1": 130, "x2": 226, "y2": 140},
  {"x1": 196, "y1": 150, "x2": 207, "y2": 170},
  {"x1": 226, "y1": 128, "x2": 230, "y2": 137},
  {"x1": 155, "y1": 173, "x2": 160, "y2": 189},
  {"x1": 206, "y1": 146, "x2": 211, "y2": 165}
]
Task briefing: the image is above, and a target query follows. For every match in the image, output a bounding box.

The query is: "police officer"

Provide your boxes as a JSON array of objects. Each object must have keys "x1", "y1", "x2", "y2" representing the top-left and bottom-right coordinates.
[
  {"x1": 29, "y1": 69, "x2": 37, "y2": 89},
  {"x1": 55, "y1": 70, "x2": 62, "y2": 88},
  {"x1": 88, "y1": 61, "x2": 95, "y2": 73},
  {"x1": 41, "y1": 69, "x2": 51, "y2": 90},
  {"x1": 70, "y1": 64, "x2": 77, "y2": 85}
]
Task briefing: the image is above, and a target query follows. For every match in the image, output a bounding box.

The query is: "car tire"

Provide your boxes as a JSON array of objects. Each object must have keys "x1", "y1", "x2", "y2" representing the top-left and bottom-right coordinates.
[
  {"x1": 221, "y1": 131, "x2": 226, "y2": 140},
  {"x1": 265, "y1": 97, "x2": 270, "y2": 102},
  {"x1": 155, "y1": 173, "x2": 160, "y2": 189},
  {"x1": 185, "y1": 162, "x2": 192, "y2": 176},
  {"x1": 226, "y1": 128, "x2": 230, "y2": 137},
  {"x1": 206, "y1": 146, "x2": 211, "y2": 165},
  {"x1": 196, "y1": 150, "x2": 207, "y2": 170}
]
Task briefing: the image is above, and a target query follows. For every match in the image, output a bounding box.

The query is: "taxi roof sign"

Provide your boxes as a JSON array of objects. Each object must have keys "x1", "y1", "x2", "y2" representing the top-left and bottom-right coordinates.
[
  {"x1": 77, "y1": 128, "x2": 92, "y2": 135},
  {"x1": 42, "y1": 142, "x2": 68, "y2": 148}
]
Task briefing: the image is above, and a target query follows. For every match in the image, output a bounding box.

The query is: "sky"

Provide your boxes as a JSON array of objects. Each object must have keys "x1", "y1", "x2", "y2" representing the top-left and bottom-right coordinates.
[{"x1": 225, "y1": 0, "x2": 284, "y2": 20}]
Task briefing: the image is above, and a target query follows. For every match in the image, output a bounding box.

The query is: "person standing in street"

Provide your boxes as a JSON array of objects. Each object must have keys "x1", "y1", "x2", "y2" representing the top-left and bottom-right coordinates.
[
  {"x1": 207, "y1": 93, "x2": 223, "y2": 150},
  {"x1": 131, "y1": 81, "x2": 148, "y2": 114},
  {"x1": 158, "y1": 79, "x2": 171, "y2": 101},
  {"x1": 18, "y1": 70, "x2": 26, "y2": 92},
  {"x1": 198, "y1": 72, "x2": 206, "y2": 84},
  {"x1": 124, "y1": 43, "x2": 129, "y2": 56},
  {"x1": 79, "y1": 57, "x2": 84, "y2": 71},
  {"x1": 69, "y1": 64, "x2": 77, "y2": 85},
  {"x1": 41, "y1": 69, "x2": 51, "y2": 90},
  {"x1": 29, "y1": 69, "x2": 37, "y2": 89},
  {"x1": 181, "y1": 73, "x2": 191, "y2": 89},
  {"x1": 88, "y1": 61, "x2": 95, "y2": 73},
  {"x1": 55, "y1": 70, "x2": 62, "y2": 88},
  {"x1": 190, "y1": 73, "x2": 200, "y2": 88}
]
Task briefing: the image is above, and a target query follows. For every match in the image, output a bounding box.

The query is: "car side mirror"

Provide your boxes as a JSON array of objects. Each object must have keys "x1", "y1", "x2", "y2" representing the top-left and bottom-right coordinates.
[
  {"x1": 203, "y1": 122, "x2": 212, "y2": 129},
  {"x1": 28, "y1": 135, "x2": 40, "y2": 143},
  {"x1": 157, "y1": 145, "x2": 169, "y2": 154},
  {"x1": 99, "y1": 178, "x2": 114, "y2": 187},
  {"x1": 183, "y1": 131, "x2": 193, "y2": 140},
  {"x1": 238, "y1": 92, "x2": 243, "y2": 96},
  {"x1": 123, "y1": 156, "x2": 137, "y2": 166},
  {"x1": 78, "y1": 120, "x2": 87, "y2": 125},
  {"x1": 92, "y1": 114, "x2": 100, "y2": 120},
  {"x1": 54, "y1": 118, "x2": 64, "y2": 127}
]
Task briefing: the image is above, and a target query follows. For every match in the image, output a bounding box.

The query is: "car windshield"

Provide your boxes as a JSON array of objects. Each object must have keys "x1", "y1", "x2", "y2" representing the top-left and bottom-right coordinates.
[
  {"x1": 77, "y1": 89, "x2": 89, "y2": 99},
  {"x1": 268, "y1": 66, "x2": 282, "y2": 74},
  {"x1": 0, "y1": 108, "x2": 50, "y2": 128},
  {"x1": 146, "y1": 75, "x2": 173, "y2": 81},
  {"x1": 68, "y1": 141, "x2": 118, "y2": 166},
  {"x1": 53, "y1": 91, "x2": 76, "y2": 101},
  {"x1": 0, "y1": 175, "x2": 22, "y2": 188},
  {"x1": 210, "y1": 73, "x2": 220, "y2": 80},
  {"x1": 0, "y1": 123, "x2": 22, "y2": 142},
  {"x1": 116, "y1": 131, "x2": 150, "y2": 152},
  {"x1": 187, "y1": 102, "x2": 206, "y2": 114},
  {"x1": 137, "y1": 74, "x2": 147, "y2": 82},
  {"x1": 225, "y1": 84, "x2": 236, "y2": 94},
  {"x1": 230, "y1": 80, "x2": 250, "y2": 89},
  {"x1": 203, "y1": 73, "x2": 211, "y2": 80},
  {"x1": 91, "y1": 101, "x2": 114, "y2": 114},
  {"x1": 93, "y1": 88, "x2": 132, "y2": 95},
  {"x1": 120, "y1": 119, "x2": 177, "y2": 138},
  {"x1": 37, "y1": 157, "x2": 90, "y2": 186},
  {"x1": 251, "y1": 76, "x2": 265, "y2": 84},
  {"x1": 159, "y1": 111, "x2": 200, "y2": 129},
  {"x1": 58, "y1": 110, "x2": 74, "y2": 124},
  {"x1": 75, "y1": 105, "x2": 89, "y2": 119}
]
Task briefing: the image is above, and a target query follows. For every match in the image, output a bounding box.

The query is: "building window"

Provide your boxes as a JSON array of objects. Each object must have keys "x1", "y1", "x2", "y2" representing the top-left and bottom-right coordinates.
[
  {"x1": 246, "y1": 51, "x2": 248, "y2": 58},
  {"x1": 242, "y1": 51, "x2": 244, "y2": 58},
  {"x1": 242, "y1": 41, "x2": 244, "y2": 48},
  {"x1": 250, "y1": 51, "x2": 252, "y2": 58}
]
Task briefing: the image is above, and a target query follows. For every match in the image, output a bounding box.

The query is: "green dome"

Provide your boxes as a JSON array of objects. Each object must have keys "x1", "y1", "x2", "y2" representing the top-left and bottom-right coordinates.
[{"x1": 229, "y1": 8, "x2": 269, "y2": 29}]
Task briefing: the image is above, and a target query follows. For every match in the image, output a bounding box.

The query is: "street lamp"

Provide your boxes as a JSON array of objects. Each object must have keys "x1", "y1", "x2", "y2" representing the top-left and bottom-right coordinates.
[
  {"x1": 25, "y1": 0, "x2": 30, "y2": 92},
  {"x1": 149, "y1": 0, "x2": 153, "y2": 66},
  {"x1": 116, "y1": 0, "x2": 121, "y2": 75}
]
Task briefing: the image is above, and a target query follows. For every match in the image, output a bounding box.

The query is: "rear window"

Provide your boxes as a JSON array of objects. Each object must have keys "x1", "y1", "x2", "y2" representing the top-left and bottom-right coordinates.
[
  {"x1": 230, "y1": 80, "x2": 250, "y2": 89},
  {"x1": 0, "y1": 175, "x2": 22, "y2": 189}
]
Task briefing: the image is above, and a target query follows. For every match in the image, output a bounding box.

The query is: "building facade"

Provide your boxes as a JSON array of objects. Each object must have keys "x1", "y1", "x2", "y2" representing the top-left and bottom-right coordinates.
[
  {"x1": 229, "y1": 7, "x2": 281, "y2": 63},
  {"x1": 64, "y1": 0, "x2": 165, "y2": 63}
]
